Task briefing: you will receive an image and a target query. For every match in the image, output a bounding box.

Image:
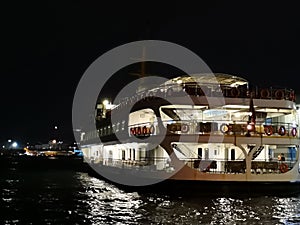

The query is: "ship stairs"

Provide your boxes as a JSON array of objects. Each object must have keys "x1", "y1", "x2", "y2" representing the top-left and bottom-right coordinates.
[{"x1": 249, "y1": 145, "x2": 264, "y2": 160}]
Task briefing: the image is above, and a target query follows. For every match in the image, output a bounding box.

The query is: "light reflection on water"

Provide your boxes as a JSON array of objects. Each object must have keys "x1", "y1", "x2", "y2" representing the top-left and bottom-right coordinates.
[
  {"x1": 76, "y1": 173, "x2": 300, "y2": 225},
  {"x1": 76, "y1": 174, "x2": 143, "y2": 224},
  {"x1": 1, "y1": 158, "x2": 300, "y2": 224}
]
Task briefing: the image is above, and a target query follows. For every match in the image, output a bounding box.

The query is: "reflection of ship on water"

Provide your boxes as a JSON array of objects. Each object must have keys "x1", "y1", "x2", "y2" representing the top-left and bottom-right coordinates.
[{"x1": 80, "y1": 73, "x2": 300, "y2": 195}]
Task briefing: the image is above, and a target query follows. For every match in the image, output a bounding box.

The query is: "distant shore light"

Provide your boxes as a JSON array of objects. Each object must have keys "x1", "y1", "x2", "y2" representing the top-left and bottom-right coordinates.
[{"x1": 12, "y1": 142, "x2": 18, "y2": 148}]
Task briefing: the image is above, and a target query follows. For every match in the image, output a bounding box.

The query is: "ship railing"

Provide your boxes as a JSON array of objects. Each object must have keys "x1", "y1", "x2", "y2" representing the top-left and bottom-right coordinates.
[
  {"x1": 162, "y1": 119, "x2": 299, "y2": 138},
  {"x1": 222, "y1": 121, "x2": 298, "y2": 138},
  {"x1": 101, "y1": 157, "x2": 296, "y2": 174},
  {"x1": 184, "y1": 158, "x2": 217, "y2": 172},
  {"x1": 159, "y1": 83, "x2": 296, "y2": 101},
  {"x1": 184, "y1": 158, "x2": 296, "y2": 174},
  {"x1": 116, "y1": 82, "x2": 296, "y2": 106},
  {"x1": 103, "y1": 157, "x2": 171, "y2": 171},
  {"x1": 251, "y1": 160, "x2": 295, "y2": 174}
]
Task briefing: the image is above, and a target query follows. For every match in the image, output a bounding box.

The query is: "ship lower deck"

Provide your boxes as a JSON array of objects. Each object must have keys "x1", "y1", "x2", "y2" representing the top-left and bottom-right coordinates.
[{"x1": 86, "y1": 164, "x2": 300, "y2": 197}]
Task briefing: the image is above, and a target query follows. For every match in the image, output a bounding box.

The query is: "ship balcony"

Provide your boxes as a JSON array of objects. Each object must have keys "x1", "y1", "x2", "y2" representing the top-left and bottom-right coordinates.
[
  {"x1": 99, "y1": 157, "x2": 296, "y2": 175},
  {"x1": 163, "y1": 120, "x2": 299, "y2": 138}
]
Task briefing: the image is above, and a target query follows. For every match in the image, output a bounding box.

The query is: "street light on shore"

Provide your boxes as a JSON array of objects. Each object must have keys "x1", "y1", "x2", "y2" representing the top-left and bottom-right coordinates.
[{"x1": 12, "y1": 142, "x2": 18, "y2": 148}]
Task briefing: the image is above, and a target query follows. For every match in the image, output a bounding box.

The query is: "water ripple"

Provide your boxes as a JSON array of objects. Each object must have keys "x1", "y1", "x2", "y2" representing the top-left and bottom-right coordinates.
[
  {"x1": 1, "y1": 164, "x2": 300, "y2": 225},
  {"x1": 76, "y1": 174, "x2": 143, "y2": 224}
]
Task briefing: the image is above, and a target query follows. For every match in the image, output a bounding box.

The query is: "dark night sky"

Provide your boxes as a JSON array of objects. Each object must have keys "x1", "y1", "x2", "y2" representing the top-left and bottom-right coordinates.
[{"x1": 1, "y1": 1, "x2": 299, "y2": 145}]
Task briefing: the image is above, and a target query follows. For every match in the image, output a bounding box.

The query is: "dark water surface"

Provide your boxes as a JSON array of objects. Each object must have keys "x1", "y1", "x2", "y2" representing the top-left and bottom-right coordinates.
[{"x1": 1, "y1": 156, "x2": 300, "y2": 225}]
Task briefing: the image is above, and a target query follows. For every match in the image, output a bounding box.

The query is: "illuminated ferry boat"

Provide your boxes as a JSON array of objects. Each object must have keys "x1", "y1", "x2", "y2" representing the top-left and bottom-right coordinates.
[{"x1": 80, "y1": 73, "x2": 300, "y2": 195}]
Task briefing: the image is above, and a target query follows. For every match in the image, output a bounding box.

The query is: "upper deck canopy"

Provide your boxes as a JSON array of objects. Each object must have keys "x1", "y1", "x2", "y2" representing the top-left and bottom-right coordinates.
[{"x1": 162, "y1": 73, "x2": 248, "y2": 87}]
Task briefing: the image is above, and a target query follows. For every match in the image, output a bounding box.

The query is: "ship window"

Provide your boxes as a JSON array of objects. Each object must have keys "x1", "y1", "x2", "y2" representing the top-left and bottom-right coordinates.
[
  {"x1": 204, "y1": 148, "x2": 209, "y2": 160},
  {"x1": 214, "y1": 149, "x2": 218, "y2": 155},
  {"x1": 265, "y1": 118, "x2": 272, "y2": 125},
  {"x1": 230, "y1": 149, "x2": 235, "y2": 160},
  {"x1": 128, "y1": 109, "x2": 156, "y2": 127},
  {"x1": 133, "y1": 148, "x2": 135, "y2": 160},
  {"x1": 116, "y1": 122, "x2": 120, "y2": 132},
  {"x1": 198, "y1": 148, "x2": 202, "y2": 159},
  {"x1": 122, "y1": 150, "x2": 125, "y2": 160},
  {"x1": 139, "y1": 148, "x2": 145, "y2": 159},
  {"x1": 288, "y1": 147, "x2": 296, "y2": 161},
  {"x1": 80, "y1": 133, "x2": 85, "y2": 141}
]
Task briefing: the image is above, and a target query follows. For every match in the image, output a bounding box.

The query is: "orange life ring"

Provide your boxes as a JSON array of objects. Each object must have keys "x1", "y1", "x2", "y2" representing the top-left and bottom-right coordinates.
[
  {"x1": 149, "y1": 125, "x2": 155, "y2": 134},
  {"x1": 278, "y1": 126, "x2": 286, "y2": 136},
  {"x1": 260, "y1": 89, "x2": 270, "y2": 98},
  {"x1": 220, "y1": 123, "x2": 229, "y2": 133},
  {"x1": 181, "y1": 124, "x2": 189, "y2": 133},
  {"x1": 291, "y1": 127, "x2": 297, "y2": 137},
  {"x1": 130, "y1": 128, "x2": 136, "y2": 135},
  {"x1": 279, "y1": 163, "x2": 288, "y2": 173},
  {"x1": 289, "y1": 91, "x2": 295, "y2": 101},
  {"x1": 135, "y1": 127, "x2": 141, "y2": 135},
  {"x1": 142, "y1": 126, "x2": 148, "y2": 135},
  {"x1": 230, "y1": 87, "x2": 240, "y2": 97},
  {"x1": 264, "y1": 125, "x2": 273, "y2": 136},
  {"x1": 274, "y1": 89, "x2": 284, "y2": 100}
]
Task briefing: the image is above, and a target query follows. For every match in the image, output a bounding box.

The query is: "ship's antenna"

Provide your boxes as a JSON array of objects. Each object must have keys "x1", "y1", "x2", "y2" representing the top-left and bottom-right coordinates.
[
  {"x1": 141, "y1": 46, "x2": 146, "y2": 79},
  {"x1": 129, "y1": 46, "x2": 147, "y2": 93}
]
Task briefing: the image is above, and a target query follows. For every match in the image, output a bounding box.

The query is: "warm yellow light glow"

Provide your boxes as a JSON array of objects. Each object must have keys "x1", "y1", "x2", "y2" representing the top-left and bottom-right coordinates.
[{"x1": 102, "y1": 99, "x2": 109, "y2": 106}]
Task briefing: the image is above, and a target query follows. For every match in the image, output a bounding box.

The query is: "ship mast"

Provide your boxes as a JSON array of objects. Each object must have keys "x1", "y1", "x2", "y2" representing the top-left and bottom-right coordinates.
[{"x1": 130, "y1": 46, "x2": 147, "y2": 93}]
